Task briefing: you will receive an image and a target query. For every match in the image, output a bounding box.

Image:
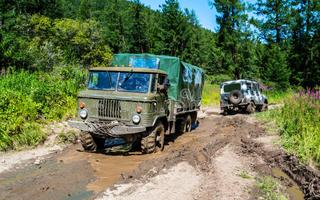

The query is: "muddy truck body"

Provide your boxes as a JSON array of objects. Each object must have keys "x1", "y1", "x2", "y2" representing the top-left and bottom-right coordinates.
[{"x1": 69, "y1": 54, "x2": 204, "y2": 153}]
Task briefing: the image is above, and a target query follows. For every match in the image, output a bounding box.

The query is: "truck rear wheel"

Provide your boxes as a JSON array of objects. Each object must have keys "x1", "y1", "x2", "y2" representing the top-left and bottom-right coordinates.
[
  {"x1": 141, "y1": 122, "x2": 165, "y2": 154},
  {"x1": 185, "y1": 115, "x2": 192, "y2": 132},
  {"x1": 80, "y1": 132, "x2": 98, "y2": 152}
]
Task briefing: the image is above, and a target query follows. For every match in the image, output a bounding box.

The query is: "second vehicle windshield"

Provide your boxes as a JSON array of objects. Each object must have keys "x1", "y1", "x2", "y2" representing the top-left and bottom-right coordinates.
[{"x1": 88, "y1": 71, "x2": 151, "y2": 93}]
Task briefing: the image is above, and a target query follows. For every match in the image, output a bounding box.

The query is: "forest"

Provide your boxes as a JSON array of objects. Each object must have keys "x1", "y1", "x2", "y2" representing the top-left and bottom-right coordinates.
[
  {"x1": 1, "y1": 0, "x2": 319, "y2": 87},
  {"x1": 0, "y1": 0, "x2": 319, "y2": 151}
]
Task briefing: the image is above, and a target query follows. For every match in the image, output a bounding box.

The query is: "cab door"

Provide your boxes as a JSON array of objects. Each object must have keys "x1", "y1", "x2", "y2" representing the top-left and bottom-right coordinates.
[{"x1": 154, "y1": 74, "x2": 169, "y2": 116}]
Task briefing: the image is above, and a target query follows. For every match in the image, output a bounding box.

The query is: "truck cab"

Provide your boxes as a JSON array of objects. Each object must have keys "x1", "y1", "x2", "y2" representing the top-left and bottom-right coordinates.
[{"x1": 69, "y1": 67, "x2": 170, "y2": 153}]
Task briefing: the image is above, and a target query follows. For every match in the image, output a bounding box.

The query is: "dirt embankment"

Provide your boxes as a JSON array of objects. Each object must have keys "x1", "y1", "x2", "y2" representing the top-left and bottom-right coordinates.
[{"x1": 0, "y1": 113, "x2": 319, "y2": 200}]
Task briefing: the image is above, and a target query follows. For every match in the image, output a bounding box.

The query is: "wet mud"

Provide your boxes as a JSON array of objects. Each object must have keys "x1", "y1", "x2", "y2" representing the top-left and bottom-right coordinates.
[
  {"x1": 0, "y1": 114, "x2": 319, "y2": 199},
  {"x1": 241, "y1": 123, "x2": 320, "y2": 200}
]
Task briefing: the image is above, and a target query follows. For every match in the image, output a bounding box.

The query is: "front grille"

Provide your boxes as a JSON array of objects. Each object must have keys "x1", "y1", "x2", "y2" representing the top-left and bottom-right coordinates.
[{"x1": 98, "y1": 99, "x2": 121, "y2": 119}]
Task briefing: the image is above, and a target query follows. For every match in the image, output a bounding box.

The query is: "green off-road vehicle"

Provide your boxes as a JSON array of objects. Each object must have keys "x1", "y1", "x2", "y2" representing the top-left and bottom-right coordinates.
[{"x1": 69, "y1": 54, "x2": 204, "y2": 153}]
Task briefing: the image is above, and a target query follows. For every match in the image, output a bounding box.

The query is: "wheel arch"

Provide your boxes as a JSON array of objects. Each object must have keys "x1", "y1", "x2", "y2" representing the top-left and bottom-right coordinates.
[{"x1": 152, "y1": 115, "x2": 168, "y2": 131}]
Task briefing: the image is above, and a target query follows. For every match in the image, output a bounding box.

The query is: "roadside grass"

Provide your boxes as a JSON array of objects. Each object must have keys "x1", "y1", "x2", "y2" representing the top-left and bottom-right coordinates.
[
  {"x1": 202, "y1": 83, "x2": 220, "y2": 106},
  {"x1": 256, "y1": 176, "x2": 288, "y2": 200},
  {"x1": 257, "y1": 96, "x2": 320, "y2": 167},
  {"x1": 237, "y1": 170, "x2": 253, "y2": 179},
  {"x1": 0, "y1": 67, "x2": 86, "y2": 151},
  {"x1": 264, "y1": 89, "x2": 293, "y2": 104}
]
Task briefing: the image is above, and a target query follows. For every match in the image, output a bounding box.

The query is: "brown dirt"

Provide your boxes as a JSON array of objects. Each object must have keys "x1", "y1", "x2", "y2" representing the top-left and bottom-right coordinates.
[{"x1": 0, "y1": 113, "x2": 319, "y2": 200}]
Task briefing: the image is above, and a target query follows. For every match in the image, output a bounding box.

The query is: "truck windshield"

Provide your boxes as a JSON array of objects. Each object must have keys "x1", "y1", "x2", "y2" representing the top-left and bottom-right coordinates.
[
  {"x1": 118, "y1": 72, "x2": 150, "y2": 93},
  {"x1": 88, "y1": 71, "x2": 151, "y2": 93},
  {"x1": 88, "y1": 71, "x2": 118, "y2": 90},
  {"x1": 223, "y1": 83, "x2": 241, "y2": 93}
]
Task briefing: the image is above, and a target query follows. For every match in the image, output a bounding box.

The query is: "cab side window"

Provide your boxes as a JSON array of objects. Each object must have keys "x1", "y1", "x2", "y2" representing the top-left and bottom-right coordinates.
[
  {"x1": 158, "y1": 75, "x2": 165, "y2": 85},
  {"x1": 151, "y1": 74, "x2": 157, "y2": 93}
]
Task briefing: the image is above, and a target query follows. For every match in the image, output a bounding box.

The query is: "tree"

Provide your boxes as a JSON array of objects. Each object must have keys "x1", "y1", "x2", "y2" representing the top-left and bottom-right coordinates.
[
  {"x1": 101, "y1": 0, "x2": 131, "y2": 53},
  {"x1": 261, "y1": 45, "x2": 291, "y2": 90},
  {"x1": 160, "y1": 0, "x2": 189, "y2": 56},
  {"x1": 255, "y1": 0, "x2": 291, "y2": 44},
  {"x1": 130, "y1": 0, "x2": 149, "y2": 53},
  {"x1": 210, "y1": 0, "x2": 248, "y2": 79},
  {"x1": 288, "y1": 0, "x2": 320, "y2": 87}
]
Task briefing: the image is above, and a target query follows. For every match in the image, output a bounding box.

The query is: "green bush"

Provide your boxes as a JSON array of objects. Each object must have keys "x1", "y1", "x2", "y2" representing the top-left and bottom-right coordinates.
[
  {"x1": 0, "y1": 67, "x2": 86, "y2": 151},
  {"x1": 264, "y1": 89, "x2": 294, "y2": 104},
  {"x1": 202, "y1": 83, "x2": 220, "y2": 106},
  {"x1": 206, "y1": 74, "x2": 232, "y2": 85},
  {"x1": 259, "y1": 96, "x2": 320, "y2": 166}
]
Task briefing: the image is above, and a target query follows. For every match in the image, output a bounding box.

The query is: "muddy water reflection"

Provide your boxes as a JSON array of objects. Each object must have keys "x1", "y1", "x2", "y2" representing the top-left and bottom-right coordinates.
[
  {"x1": 272, "y1": 168, "x2": 304, "y2": 200},
  {"x1": 59, "y1": 148, "x2": 159, "y2": 193}
]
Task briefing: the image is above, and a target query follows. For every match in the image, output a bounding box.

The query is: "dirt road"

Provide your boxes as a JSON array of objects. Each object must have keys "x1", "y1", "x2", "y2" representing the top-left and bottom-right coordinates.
[{"x1": 0, "y1": 113, "x2": 319, "y2": 200}]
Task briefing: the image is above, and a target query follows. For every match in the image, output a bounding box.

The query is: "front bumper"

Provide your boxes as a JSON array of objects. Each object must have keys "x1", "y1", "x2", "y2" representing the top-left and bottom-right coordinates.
[{"x1": 68, "y1": 120, "x2": 146, "y2": 136}]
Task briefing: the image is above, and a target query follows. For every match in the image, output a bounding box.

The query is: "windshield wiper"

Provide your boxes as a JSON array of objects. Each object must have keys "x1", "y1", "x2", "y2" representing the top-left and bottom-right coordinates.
[{"x1": 121, "y1": 71, "x2": 134, "y2": 85}]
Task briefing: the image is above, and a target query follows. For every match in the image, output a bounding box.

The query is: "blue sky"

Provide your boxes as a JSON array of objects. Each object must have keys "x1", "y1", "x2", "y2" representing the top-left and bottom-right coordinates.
[
  {"x1": 139, "y1": 0, "x2": 257, "y2": 31},
  {"x1": 140, "y1": 0, "x2": 217, "y2": 31}
]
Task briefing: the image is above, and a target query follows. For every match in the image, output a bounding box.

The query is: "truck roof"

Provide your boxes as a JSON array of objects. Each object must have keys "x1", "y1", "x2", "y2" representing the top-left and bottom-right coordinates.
[{"x1": 90, "y1": 67, "x2": 167, "y2": 75}]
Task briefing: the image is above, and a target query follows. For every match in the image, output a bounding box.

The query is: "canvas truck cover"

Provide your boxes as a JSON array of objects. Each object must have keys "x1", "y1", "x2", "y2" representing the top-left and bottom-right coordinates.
[{"x1": 111, "y1": 54, "x2": 204, "y2": 103}]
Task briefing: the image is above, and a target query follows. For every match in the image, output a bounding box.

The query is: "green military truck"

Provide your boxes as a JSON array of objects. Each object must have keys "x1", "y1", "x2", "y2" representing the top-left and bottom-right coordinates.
[{"x1": 69, "y1": 54, "x2": 204, "y2": 153}]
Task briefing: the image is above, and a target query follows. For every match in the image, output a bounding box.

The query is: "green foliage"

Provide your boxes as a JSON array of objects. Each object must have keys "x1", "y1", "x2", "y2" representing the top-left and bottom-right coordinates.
[
  {"x1": 206, "y1": 74, "x2": 233, "y2": 85},
  {"x1": 264, "y1": 89, "x2": 293, "y2": 104},
  {"x1": 202, "y1": 83, "x2": 220, "y2": 106},
  {"x1": 256, "y1": 176, "x2": 288, "y2": 200},
  {"x1": 259, "y1": 97, "x2": 320, "y2": 166},
  {"x1": 261, "y1": 45, "x2": 291, "y2": 90},
  {"x1": 0, "y1": 68, "x2": 86, "y2": 151}
]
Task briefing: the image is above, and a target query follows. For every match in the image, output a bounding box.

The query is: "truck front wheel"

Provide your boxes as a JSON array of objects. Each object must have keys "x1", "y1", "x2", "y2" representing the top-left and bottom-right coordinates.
[
  {"x1": 80, "y1": 132, "x2": 98, "y2": 152},
  {"x1": 141, "y1": 122, "x2": 165, "y2": 154}
]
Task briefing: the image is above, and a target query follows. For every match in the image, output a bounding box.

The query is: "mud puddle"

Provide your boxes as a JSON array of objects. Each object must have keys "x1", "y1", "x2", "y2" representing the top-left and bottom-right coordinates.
[
  {"x1": 241, "y1": 119, "x2": 320, "y2": 200},
  {"x1": 0, "y1": 145, "x2": 158, "y2": 200},
  {"x1": 0, "y1": 116, "x2": 216, "y2": 200},
  {"x1": 272, "y1": 168, "x2": 304, "y2": 200}
]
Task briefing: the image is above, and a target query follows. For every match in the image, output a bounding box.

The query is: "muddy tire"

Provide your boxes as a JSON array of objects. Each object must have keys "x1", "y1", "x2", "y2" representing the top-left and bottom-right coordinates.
[
  {"x1": 80, "y1": 132, "x2": 98, "y2": 152},
  {"x1": 141, "y1": 122, "x2": 165, "y2": 154},
  {"x1": 246, "y1": 102, "x2": 256, "y2": 114},
  {"x1": 176, "y1": 119, "x2": 186, "y2": 134},
  {"x1": 262, "y1": 103, "x2": 268, "y2": 111},
  {"x1": 185, "y1": 115, "x2": 192, "y2": 132}
]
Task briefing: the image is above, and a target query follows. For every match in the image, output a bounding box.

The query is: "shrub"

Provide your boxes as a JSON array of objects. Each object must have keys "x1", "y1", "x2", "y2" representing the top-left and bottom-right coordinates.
[
  {"x1": 259, "y1": 95, "x2": 320, "y2": 166},
  {"x1": 0, "y1": 67, "x2": 86, "y2": 151},
  {"x1": 202, "y1": 83, "x2": 220, "y2": 106}
]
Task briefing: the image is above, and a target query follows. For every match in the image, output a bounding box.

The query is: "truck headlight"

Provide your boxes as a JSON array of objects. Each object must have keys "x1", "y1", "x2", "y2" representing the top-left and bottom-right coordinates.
[
  {"x1": 79, "y1": 109, "x2": 88, "y2": 119},
  {"x1": 132, "y1": 114, "x2": 141, "y2": 124}
]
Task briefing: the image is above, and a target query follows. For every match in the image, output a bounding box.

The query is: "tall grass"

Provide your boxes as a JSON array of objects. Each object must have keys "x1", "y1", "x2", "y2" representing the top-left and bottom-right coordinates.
[
  {"x1": 259, "y1": 95, "x2": 320, "y2": 166},
  {"x1": 0, "y1": 67, "x2": 86, "y2": 151},
  {"x1": 264, "y1": 89, "x2": 294, "y2": 104},
  {"x1": 202, "y1": 83, "x2": 220, "y2": 106}
]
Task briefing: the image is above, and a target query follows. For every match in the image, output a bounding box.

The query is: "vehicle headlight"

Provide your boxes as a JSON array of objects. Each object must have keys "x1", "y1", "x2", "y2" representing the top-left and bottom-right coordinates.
[
  {"x1": 79, "y1": 109, "x2": 88, "y2": 119},
  {"x1": 132, "y1": 114, "x2": 141, "y2": 124}
]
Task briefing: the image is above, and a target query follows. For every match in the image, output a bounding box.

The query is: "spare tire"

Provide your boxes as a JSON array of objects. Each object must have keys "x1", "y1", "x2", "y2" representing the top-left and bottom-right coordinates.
[{"x1": 229, "y1": 90, "x2": 243, "y2": 105}]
